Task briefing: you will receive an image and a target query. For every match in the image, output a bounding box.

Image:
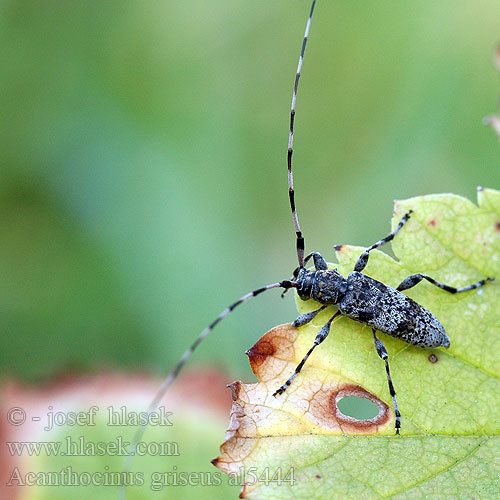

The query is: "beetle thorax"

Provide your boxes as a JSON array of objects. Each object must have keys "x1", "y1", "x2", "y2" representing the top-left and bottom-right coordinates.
[{"x1": 296, "y1": 268, "x2": 347, "y2": 304}]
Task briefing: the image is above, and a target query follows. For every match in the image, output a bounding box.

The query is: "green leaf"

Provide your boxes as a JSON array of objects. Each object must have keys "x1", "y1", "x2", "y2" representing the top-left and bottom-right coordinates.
[{"x1": 213, "y1": 188, "x2": 500, "y2": 499}]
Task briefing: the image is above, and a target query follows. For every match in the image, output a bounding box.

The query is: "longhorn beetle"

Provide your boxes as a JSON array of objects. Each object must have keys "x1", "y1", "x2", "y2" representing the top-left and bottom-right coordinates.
[{"x1": 122, "y1": 2, "x2": 494, "y2": 485}]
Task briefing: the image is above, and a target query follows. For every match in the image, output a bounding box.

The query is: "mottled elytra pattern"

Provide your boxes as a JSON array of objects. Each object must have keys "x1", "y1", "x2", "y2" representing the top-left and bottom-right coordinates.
[
  {"x1": 340, "y1": 271, "x2": 450, "y2": 349},
  {"x1": 120, "y1": 3, "x2": 494, "y2": 496}
]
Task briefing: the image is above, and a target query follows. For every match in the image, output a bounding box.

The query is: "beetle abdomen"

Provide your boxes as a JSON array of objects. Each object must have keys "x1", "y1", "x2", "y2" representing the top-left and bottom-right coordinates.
[{"x1": 338, "y1": 271, "x2": 450, "y2": 348}]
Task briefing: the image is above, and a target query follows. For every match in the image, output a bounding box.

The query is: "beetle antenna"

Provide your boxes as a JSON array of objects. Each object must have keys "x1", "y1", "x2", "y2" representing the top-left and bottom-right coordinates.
[
  {"x1": 118, "y1": 280, "x2": 295, "y2": 499},
  {"x1": 288, "y1": 0, "x2": 317, "y2": 268}
]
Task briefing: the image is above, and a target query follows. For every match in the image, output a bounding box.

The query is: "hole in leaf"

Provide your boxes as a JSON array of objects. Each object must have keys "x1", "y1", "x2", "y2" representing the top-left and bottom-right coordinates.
[{"x1": 337, "y1": 396, "x2": 380, "y2": 420}]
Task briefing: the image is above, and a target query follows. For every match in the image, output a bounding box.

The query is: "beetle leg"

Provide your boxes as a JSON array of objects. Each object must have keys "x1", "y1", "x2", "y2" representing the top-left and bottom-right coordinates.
[
  {"x1": 274, "y1": 311, "x2": 341, "y2": 397},
  {"x1": 372, "y1": 328, "x2": 401, "y2": 435},
  {"x1": 354, "y1": 211, "x2": 413, "y2": 272},
  {"x1": 397, "y1": 274, "x2": 494, "y2": 294}
]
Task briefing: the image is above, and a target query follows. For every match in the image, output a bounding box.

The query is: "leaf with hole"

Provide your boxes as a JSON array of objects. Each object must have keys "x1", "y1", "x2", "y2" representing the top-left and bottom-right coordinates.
[{"x1": 213, "y1": 188, "x2": 500, "y2": 500}]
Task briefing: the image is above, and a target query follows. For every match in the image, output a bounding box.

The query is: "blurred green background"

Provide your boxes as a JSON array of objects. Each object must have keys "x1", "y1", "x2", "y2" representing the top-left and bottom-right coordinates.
[
  {"x1": 2, "y1": 0, "x2": 500, "y2": 382},
  {"x1": 2, "y1": 1, "x2": 500, "y2": 498}
]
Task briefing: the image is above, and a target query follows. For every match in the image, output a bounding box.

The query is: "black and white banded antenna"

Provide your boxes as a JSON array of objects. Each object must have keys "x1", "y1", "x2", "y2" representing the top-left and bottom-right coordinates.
[
  {"x1": 118, "y1": 2, "x2": 317, "y2": 497},
  {"x1": 289, "y1": 0, "x2": 316, "y2": 269}
]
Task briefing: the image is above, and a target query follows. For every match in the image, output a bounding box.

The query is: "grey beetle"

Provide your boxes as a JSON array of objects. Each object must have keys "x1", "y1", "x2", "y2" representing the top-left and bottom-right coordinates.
[{"x1": 273, "y1": 209, "x2": 493, "y2": 434}]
